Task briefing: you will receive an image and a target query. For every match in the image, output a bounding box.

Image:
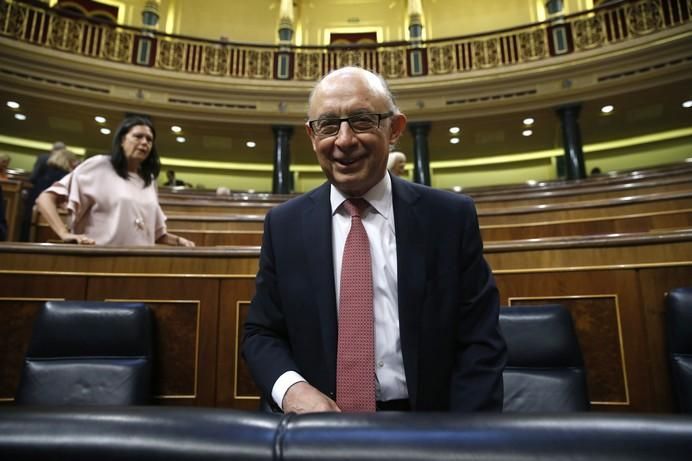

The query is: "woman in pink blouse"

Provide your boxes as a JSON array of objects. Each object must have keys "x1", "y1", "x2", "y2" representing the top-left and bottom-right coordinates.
[{"x1": 36, "y1": 116, "x2": 195, "y2": 247}]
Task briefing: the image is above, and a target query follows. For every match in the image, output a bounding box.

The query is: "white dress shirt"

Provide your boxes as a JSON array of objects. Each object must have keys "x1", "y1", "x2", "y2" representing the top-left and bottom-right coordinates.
[{"x1": 272, "y1": 172, "x2": 408, "y2": 409}]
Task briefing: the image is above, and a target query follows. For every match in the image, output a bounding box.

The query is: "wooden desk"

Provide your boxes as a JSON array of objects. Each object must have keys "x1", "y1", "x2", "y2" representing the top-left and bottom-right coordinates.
[{"x1": 1, "y1": 231, "x2": 690, "y2": 412}]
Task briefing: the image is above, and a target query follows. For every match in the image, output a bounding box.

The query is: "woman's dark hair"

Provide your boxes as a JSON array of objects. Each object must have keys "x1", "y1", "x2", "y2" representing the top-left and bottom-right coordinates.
[{"x1": 110, "y1": 116, "x2": 160, "y2": 187}]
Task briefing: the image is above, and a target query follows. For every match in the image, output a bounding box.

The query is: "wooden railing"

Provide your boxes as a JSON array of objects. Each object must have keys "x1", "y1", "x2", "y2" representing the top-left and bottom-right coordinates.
[{"x1": 1, "y1": 0, "x2": 689, "y2": 81}]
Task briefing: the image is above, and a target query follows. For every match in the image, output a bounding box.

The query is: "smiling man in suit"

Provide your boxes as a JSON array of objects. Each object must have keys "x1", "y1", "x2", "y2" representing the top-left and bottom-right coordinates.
[{"x1": 242, "y1": 66, "x2": 506, "y2": 413}]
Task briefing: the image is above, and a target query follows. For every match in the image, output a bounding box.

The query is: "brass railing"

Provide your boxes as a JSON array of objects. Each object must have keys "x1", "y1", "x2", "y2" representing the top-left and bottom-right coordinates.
[{"x1": 0, "y1": 0, "x2": 689, "y2": 81}]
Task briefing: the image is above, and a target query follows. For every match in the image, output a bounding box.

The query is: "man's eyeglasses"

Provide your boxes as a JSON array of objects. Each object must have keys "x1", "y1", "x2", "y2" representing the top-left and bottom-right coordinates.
[{"x1": 308, "y1": 112, "x2": 394, "y2": 138}]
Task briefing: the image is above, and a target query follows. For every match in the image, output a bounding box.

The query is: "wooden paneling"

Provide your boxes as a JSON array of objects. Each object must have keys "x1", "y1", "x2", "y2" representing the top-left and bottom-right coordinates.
[
  {"x1": 0, "y1": 274, "x2": 88, "y2": 401},
  {"x1": 160, "y1": 199, "x2": 275, "y2": 215},
  {"x1": 216, "y1": 278, "x2": 258, "y2": 410},
  {"x1": 0, "y1": 179, "x2": 24, "y2": 241},
  {"x1": 86, "y1": 277, "x2": 221, "y2": 406},
  {"x1": 478, "y1": 193, "x2": 692, "y2": 225},
  {"x1": 482, "y1": 209, "x2": 692, "y2": 241},
  {"x1": 636, "y1": 267, "x2": 692, "y2": 412},
  {"x1": 474, "y1": 176, "x2": 692, "y2": 209},
  {"x1": 172, "y1": 230, "x2": 263, "y2": 247},
  {"x1": 1, "y1": 234, "x2": 690, "y2": 411}
]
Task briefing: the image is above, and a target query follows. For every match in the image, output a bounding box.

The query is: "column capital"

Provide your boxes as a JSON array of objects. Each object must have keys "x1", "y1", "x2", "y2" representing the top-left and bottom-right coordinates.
[
  {"x1": 556, "y1": 103, "x2": 582, "y2": 116},
  {"x1": 272, "y1": 125, "x2": 294, "y2": 136},
  {"x1": 408, "y1": 121, "x2": 431, "y2": 134}
]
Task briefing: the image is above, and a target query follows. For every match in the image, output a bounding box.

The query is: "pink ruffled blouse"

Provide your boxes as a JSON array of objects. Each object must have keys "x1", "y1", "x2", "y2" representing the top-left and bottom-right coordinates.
[{"x1": 45, "y1": 155, "x2": 167, "y2": 245}]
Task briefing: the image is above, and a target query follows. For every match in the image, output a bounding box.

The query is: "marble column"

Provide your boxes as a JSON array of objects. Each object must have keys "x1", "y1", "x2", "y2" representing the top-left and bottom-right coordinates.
[
  {"x1": 272, "y1": 125, "x2": 293, "y2": 194},
  {"x1": 409, "y1": 122, "x2": 432, "y2": 186},
  {"x1": 556, "y1": 104, "x2": 586, "y2": 180}
]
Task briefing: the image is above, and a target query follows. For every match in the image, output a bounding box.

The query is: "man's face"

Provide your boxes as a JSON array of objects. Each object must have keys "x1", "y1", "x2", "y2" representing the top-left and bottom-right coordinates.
[
  {"x1": 392, "y1": 158, "x2": 406, "y2": 176},
  {"x1": 306, "y1": 70, "x2": 406, "y2": 197}
]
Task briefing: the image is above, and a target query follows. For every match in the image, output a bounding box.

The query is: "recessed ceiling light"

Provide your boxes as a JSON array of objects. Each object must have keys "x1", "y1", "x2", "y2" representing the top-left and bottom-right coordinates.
[
  {"x1": 6, "y1": 101, "x2": 20, "y2": 109},
  {"x1": 682, "y1": 100, "x2": 692, "y2": 109},
  {"x1": 600, "y1": 105, "x2": 614, "y2": 114},
  {"x1": 523, "y1": 117, "x2": 535, "y2": 125},
  {"x1": 100, "y1": 127, "x2": 111, "y2": 135},
  {"x1": 171, "y1": 125, "x2": 182, "y2": 133},
  {"x1": 245, "y1": 141, "x2": 256, "y2": 148},
  {"x1": 450, "y1": 137, "x2": 460, "y2": 144},
  {"x1": 526, "y1": 179, "x2": 537, "y2": 186},
  {"x1": 522, "y1": 129, "x2": 533, "y2": 137},
  {"x1": 176, "y1": 136, "x2": 186, "y2": 143},
  {"x1": 94, "y1": 116, "x2": 106, "y2": 123},
  {"x1": 14, "y1": 113, "x2": 27, "y2": 121},
  {"x1": 449, "y1": 127, "x2": 460, "y2": 134}
]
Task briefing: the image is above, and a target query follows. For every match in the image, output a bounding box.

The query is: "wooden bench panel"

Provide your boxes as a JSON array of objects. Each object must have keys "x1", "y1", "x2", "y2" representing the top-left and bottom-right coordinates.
[{"x1": 2, "y1": 232, "x2": 690, "y2": 412}]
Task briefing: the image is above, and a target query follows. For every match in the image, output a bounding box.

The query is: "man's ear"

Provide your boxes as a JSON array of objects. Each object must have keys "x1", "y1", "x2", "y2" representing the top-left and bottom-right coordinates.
[
  {"x1": 388, "y1": 113, "x2": 407, "y2": 145},
  {"x1": 305, "y1": 122, "x2": 319, "y2": 152}
]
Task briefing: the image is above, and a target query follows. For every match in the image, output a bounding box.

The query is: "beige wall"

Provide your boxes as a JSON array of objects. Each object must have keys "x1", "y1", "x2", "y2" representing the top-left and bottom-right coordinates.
[
  {"x1": 296, "y1": 0, "x2": 407, "y2": 45},
  {"x1": 97, "y1": 0, "x2": 600, "y2": 44}
]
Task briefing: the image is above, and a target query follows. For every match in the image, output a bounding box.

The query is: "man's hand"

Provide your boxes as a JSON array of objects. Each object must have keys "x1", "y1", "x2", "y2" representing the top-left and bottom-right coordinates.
[{"x1": 282, "y1": 381, "x2": 341, "y2": 414}]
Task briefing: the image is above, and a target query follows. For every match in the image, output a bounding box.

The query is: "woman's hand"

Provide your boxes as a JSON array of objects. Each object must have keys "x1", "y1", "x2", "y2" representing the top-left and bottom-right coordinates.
[
  {"x1": 62, "y1": 233, "x2": 95, "y2": 245},
  {"x1": 175, "y1": 236, "x2": 195, "y2": 247}
]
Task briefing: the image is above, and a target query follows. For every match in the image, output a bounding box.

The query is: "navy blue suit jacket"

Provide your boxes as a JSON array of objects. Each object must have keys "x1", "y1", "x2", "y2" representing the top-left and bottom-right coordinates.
[{"x1": 242, "y1": 175, "x2": 506, "y2": 411}]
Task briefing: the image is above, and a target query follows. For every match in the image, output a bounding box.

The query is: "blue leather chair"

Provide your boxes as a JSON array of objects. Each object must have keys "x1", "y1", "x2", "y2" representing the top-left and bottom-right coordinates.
[
  {"x1": 15, "y1": 301, "x2": 154, "y2": 405},
  {"x1": 500, "y1": 304, "x2": 590, "y2": 412},
  {"x1": 665, "y1": 287, "x2": 692, "y2": 413}
]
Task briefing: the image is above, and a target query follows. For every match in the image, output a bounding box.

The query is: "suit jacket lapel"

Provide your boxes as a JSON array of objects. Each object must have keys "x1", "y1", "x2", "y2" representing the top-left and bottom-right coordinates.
[
  {"x1": 302, "y1": 182, "x2": 338, "y2": 385},
  {"x1": 391, "y1": 176, "x2": 426, "y2": 406}
]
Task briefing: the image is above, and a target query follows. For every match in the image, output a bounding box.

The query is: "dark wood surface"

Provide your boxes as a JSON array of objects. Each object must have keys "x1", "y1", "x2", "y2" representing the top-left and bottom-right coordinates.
[{"x1": 1, "y1": 231, "x2": 690, "y2": 411}]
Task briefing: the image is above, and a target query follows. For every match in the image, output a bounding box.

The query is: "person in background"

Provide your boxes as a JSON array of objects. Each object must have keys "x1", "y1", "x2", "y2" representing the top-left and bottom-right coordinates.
[
  {"x1": 387, "y1": 151, "x2": 406, "y2": 177},
  {"x1": 30, "y1": 142, "x2": 66, "y2": 184},
  {"x1": 216, "y1": 186, "x2": 231, "y2": 196},
  {"x1": 36, "y1": 116, "x2": 195, "y2": 247},
  {"x1": 0, "y1": 153, "x2": 10, "y2": 180},
  {"x1": 243, "y1": 67, "x2": 506, "y2": 414},
  {"x1": 20, "y1": 148, "x2": 78, "y2": 241},
  {"x1": 163, "y1": 169, "x2": 187, "y2": 187}
]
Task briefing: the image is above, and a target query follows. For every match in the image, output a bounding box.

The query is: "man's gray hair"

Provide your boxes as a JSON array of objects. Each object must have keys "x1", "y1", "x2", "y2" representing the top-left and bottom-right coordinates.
[{"x1": 307, "y1": 66, "x2": 399, "y2": 116}]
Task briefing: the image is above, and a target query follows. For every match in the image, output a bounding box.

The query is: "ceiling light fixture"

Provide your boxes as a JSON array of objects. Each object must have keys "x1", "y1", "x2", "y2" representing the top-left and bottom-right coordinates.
[
  {"x1": 100, "y1": 127, "x2": 111, "y2": 135},
  {"x1": 682, "y1": 100, "x2": 692, "y2": 109},
  {"x1": 600, "y1": 105, "x2": 614, "y2": 114},
  {"x1": 449, "y1": 127, "x2": 460, "y2": 134},
  {"x1": 6, "y1": 101, "x2": 20, "y2": 109},
  {"x1": 14, "y1": 113, "x2": 27, "y2": 121},
  {"x1": 94, "y1": 116, "x2": 107, "y2": 123},
  {"x1": 245, "y1": 141, "x2": 256, "y2": 148},
  {"x1": 171, "y1": 125, "x2": 182, "y2": 133},
  {"x1": 450, "y1": 137, "x2": 460, "y2": 144},
  {"x1": 522, "y1": 129, "x2": 533, "y2": 137},
  {"x1": 176, "y1": 136, "x2": 186, "y2": 143},
  {"x1": 523, "y1": 117, "x2": 534, "y2": 126}
]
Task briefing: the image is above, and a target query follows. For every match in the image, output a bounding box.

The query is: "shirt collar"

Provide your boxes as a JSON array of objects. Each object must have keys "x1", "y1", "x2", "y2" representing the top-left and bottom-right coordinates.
[{"x1": 330, "y1": 172, "x2": 393, "y2": 221}]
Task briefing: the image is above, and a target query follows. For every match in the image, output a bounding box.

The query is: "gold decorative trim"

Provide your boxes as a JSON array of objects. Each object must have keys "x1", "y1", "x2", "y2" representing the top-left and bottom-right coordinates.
[
  {"x1": 481, "y1": 208, "x2": 692, "y2": 229},
  {"x1": 0, "y1": 297, "x2": 65, "y2": 301},
  {"x1": 493, "y1": 261, "x2": 692, "y2": 274},
  {"x1": 234, "y1": 299, "x2": 259, "y2": 400},
  {"x1": 106, "y1": 298, "x2": 202, "y2": 400},
  {"x1": 507, "y1": 294, "x2": 630, "y2": 406},
  {"x1": 0, "y1": 270, "x2": 256, "y2": 278},
  {"x1": 2, "y1": 261, "x2": 691, "y2": 279}
]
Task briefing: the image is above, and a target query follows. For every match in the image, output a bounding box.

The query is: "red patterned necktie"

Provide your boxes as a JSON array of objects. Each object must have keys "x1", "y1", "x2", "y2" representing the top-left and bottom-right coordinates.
[{"x1": 336, "y1": 198, "x2": 376, "y2": 412}]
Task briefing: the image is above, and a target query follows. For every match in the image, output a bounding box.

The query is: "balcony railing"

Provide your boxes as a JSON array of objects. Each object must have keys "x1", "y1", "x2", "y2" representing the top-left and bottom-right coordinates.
[{"x1": 0, "y1": 0, "x2": 689, "y2": 81}]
